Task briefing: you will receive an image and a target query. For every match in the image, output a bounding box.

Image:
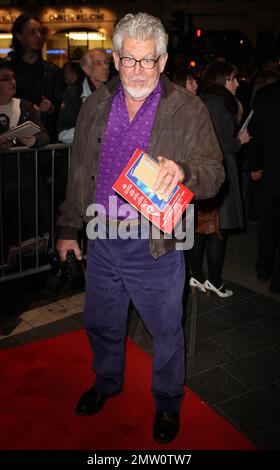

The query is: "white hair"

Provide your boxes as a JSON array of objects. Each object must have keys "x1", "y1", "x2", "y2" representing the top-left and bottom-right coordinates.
[
  {"x1": 80, "y1": 48, "x2": 107, "y2": 68},
  {"x1": 112, "y1": 12, "x2": 168, "y2": 56}
]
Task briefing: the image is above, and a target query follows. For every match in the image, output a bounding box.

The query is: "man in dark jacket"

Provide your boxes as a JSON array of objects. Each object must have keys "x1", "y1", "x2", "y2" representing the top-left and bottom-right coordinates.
[
  {"x1": 56, "y1": 12, "x2": 224, "y2": 444},
  {"x1": 9, "y1": 13, "x2": 64, "y2": 142},
  {"x1": 248, "y1": 80, "x2": 280, "y2": 292},
  {"x1": 57, "y1": 48, "x2": 110, "y2": 144}
]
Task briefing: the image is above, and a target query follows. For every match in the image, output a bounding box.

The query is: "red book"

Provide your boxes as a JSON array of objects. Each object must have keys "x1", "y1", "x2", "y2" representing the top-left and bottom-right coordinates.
[{"x1": 112, "y1": 148, "x2": 194, "y2": 234}]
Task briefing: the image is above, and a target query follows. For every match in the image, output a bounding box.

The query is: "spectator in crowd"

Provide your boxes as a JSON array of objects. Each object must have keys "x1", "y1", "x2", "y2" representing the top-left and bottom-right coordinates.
[
  {"x1": 241, "y1": 69, "x2": 279, "y2": 220},
  {"x1": 8, "y1": 13, "x2": 64, "y2": 142},
  {"x1": 62, "y1": 61, "x2": 84, "y2": 87},
  {"x1": 250, "y1": 69, "x2": 279, "y2": 105},
  {"x1": 56, "y1": 12, "x2": 224, "y2": 444},
  {"x1": 189, "y1": 61, "x2": 250, "y2": 297},
  {"x1": 0, "y1": 59, "x2": 49, "y2": 259},
  {"x1": 0, "y1": 59, "x2": 49, "y2": 149},
  {"x1": 57, "y1": 49, "x2": 110, "y2": 144},
  {"x1": 248, "y1": 79, "x2": 280, "y2": 292},
  {"x1": 173, "y1": 67, "x2": 199, "y2": 95},
  {"x1": 261, "y1": 55, "x2": 279, "y2": 74}
]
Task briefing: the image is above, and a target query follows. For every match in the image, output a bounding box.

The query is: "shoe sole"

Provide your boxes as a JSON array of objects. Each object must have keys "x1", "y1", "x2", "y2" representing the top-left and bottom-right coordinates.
[
  {"x1": 205, "y1": 289, "x2": 233, "y2": 298},
  {"x1": 75, "y1": 390, "x2": 122, "y2": 416},
  {"x1": 153, "y1": 434, "x2": 179, "y2": 444},
  {"x1": 190, "y1": 285, "x2": 210, "y2": 296},
  {"x1": 153, "y1": 428, "x2": 180, "y2": 444},
  {"x1": 75, "y1": 407, "x2": 105, "y2": 416}
]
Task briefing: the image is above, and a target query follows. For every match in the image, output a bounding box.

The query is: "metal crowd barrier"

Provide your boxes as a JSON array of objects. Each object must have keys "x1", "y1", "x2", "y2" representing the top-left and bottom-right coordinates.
[{"x1": 0, "y1": 143, "x2": 72, "y2": 283}]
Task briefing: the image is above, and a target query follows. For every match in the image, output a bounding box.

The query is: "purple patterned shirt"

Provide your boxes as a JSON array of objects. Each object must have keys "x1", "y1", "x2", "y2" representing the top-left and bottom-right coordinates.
[{"x1": 94, "y1": 81, "x2": 163, "y2": 219}]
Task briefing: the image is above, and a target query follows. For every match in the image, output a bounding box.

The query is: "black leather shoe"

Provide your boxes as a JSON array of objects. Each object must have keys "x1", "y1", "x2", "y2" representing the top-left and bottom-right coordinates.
[
  {"x1": 75, "y1": 387, "x2": 110, "y2": 416},
  {"x1": 153, "y1": 411, "x2": 180, "y2": 444}
]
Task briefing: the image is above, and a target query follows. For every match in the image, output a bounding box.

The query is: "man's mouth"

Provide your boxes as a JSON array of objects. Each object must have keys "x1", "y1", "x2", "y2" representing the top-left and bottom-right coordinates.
[{"x1": 129, "y1": 79, "x2": 146, "y2": 85}]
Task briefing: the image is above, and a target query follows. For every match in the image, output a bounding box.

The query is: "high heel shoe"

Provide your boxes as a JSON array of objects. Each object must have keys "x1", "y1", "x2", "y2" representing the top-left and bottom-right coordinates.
[
  {"x1": 189, "y1": 277, "x2": 207, "y2": 294},
  {"x1": 204, "y1": 280, "x2": 233, "y2": 298}
]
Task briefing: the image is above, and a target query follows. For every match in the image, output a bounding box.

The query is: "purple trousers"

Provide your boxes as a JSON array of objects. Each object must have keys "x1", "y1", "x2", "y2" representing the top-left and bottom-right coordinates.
[{"x1": 84, "y1": 237, "x2": 185, "y2": 411}]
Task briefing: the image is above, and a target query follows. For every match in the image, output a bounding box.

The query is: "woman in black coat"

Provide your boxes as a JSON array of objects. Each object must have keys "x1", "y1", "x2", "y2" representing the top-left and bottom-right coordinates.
[{"x1": 189, "y1": 61, "x2": 250, "y2": 297}]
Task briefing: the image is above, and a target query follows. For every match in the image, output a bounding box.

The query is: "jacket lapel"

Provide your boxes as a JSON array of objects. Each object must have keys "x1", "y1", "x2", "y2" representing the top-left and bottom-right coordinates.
[{"x1": 148, "y1": 75, "x2": 185, "y2": 155}]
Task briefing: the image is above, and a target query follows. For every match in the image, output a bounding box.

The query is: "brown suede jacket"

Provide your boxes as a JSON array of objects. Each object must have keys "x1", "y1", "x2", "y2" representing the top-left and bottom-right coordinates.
[{"x1": 56, "y1": 74, "x2": 224, "y2": 258}]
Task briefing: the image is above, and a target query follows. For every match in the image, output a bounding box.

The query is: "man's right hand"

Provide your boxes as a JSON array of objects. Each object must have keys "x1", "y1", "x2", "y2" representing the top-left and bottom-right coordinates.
[
  {"x1": 238, "y1": 128, "x2": 251, "y2": 145},
  {"x1": 250, "y1": 170, "x2": 262, "y2": 181},
  {"x1": 0, "y1": 138, "x2": 13, "y2": 150},
  {"x1": 56, "y1": 239, "x2": 82, "y2": 261}
]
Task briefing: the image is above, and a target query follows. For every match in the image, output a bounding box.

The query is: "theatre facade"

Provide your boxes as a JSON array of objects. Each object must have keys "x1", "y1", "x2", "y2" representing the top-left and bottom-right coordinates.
[
  {"x1": 0, "y1": 1, "x2": 279, "y2": 67},
  {"x1": 0, "y1": 6, "x2": 116, "y2": 66}
]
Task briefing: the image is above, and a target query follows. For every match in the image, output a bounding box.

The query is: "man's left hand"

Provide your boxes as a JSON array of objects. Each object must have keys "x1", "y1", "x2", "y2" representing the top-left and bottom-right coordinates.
[
  {"x1": 153, "y1": 156, "x2": 185, "y2": 197},
  {"x1": 34, "y1": 96, "x2": 54, "y2": 114},
  {"x1": 18, "y1": 135, "x2": 36, "y2": 147}
]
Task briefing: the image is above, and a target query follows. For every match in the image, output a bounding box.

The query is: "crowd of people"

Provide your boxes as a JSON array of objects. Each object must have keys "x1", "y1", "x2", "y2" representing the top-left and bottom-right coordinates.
[{"x1": 1, "y1": 10, "x2": 280, "y2": 444}]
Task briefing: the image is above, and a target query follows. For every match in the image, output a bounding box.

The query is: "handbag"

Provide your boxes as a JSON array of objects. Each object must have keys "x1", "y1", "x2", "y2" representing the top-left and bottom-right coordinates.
[{"x1": 195, "y1": 207, "x2": 220, "y2": 235}]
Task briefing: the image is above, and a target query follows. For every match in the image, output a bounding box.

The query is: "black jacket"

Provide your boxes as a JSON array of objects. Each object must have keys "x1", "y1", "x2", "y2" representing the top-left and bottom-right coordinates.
[
  {"x1": 201, "y1": 86, "x2": 244, "y2": 230},
  {"x1": 57, "y1": 77, "x2": 95, "y2": 135},
  {"x1": 10, "y1": 55, "x2": 64, "y2": 142},
  {"x1": 248, "y1": 80, "x2": 280, "y2": 196}
]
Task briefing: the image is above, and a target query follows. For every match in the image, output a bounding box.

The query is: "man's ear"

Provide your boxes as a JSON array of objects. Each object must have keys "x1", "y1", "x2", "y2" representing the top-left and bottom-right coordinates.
[
  {"x1": 113, "y1": 52, "x2": 120, "y2": 72},
  {"x1": 82, "y1": 64, "x2": 90, "y2": 76}
]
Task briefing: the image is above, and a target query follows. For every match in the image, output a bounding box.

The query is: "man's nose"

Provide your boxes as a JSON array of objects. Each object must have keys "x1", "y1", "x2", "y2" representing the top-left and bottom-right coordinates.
[{"x1": 134, "y1": 62, "x2": 142, "y2": 74}]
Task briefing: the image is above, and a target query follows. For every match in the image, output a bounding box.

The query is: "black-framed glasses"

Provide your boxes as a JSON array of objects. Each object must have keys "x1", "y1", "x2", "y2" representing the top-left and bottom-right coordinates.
[{"x1": 119, "y1": 56, "x2": 161, "y2": 69}]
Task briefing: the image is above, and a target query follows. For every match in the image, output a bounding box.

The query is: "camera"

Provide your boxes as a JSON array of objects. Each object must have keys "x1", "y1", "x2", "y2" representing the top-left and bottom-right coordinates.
[{"x1": 46, "y1": 249, "x2": 85, "y2": 295}]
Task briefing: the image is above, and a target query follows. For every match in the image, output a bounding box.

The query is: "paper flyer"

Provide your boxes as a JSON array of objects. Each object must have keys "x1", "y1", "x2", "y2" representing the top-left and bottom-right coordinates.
[
  {"x1": 0, "y1": 120, "x2": 41, "y2": 142},
  {"x1": 112, "y1": 148, "x2": 194, "y2": 234}
]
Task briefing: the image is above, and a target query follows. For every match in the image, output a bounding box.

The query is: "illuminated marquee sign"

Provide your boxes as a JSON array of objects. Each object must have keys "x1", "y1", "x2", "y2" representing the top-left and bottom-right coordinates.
[
  {"x1": 0, "y1": 16, "x2": 16, "y2": 24},
  {"x1": 48, "y1": 12, "x2": 104, "y2": 23},
  {"x1": 0, "y1": 10, "x2": 105, "y2": 25}
]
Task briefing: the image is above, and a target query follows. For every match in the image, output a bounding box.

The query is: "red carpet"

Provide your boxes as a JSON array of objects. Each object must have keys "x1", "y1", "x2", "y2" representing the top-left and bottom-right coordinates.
[{"x1": 0, "y1": 330, "x2": 255, "y2": 450}]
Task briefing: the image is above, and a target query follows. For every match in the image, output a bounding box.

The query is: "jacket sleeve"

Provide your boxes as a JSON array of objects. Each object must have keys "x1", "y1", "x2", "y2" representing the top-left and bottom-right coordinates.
[
  {"x1": 41, "y1": 62, "x2": 65, "y2": 142},
  {"x1": 179, "y1": 99, "x2": 225, "y2": 200},
  {"x1": 246, "y1": 94, "x2": 264, "y2": 171},
  {"x1": 57, "y1": 85, "x2": 81, "y2": 135},
  {"x1": 206, "y1": 98, "x2": 241, "y2": 155},
  {"x1": 55, "y1": 96, "x2": 90, "y2": 239},
  {"x1": 43, "y1": 62, "x2": 64, "y2": 108}
]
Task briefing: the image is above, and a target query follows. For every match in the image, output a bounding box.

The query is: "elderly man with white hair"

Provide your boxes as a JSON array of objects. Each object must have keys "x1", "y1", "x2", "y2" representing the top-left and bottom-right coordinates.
[
  {"x1": 58, "y1": 48, "x2": 110, "y2": 143},
  {"x1": 56, "y1": 12, "x2": 224, "y2": 444}
]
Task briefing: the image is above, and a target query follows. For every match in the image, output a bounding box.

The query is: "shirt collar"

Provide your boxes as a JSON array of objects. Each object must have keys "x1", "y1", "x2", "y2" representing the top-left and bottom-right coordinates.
[{"x1": 81, "y1": 77, "x2": 94, "y2": 100}]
